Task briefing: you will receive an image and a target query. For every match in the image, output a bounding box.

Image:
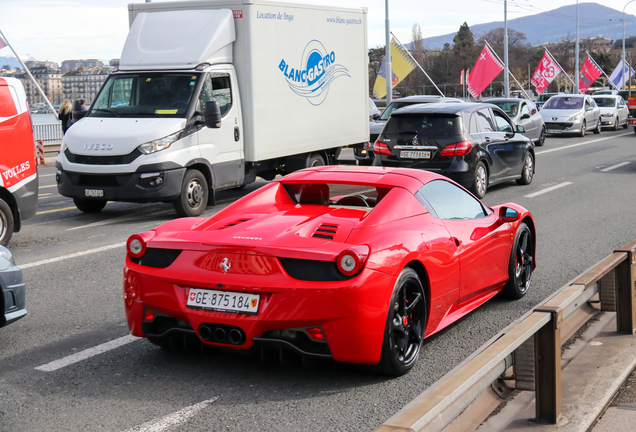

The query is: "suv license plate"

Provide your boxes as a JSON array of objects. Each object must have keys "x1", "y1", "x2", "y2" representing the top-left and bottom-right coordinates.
[
  {"x1": 400, "y1": 151, "x2": 431, "y2": 159},
  {"x1": 84, "y1": 189, "x2": 104, "y2": 197},
  {"x1": 187, "y1": 288, "x2": 260, "y2": 314}
]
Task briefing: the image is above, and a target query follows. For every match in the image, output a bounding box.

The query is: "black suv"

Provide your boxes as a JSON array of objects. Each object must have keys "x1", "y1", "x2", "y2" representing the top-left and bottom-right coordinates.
[{"x1": 373, "y1": 102, "x2": 535, "y2": 198}]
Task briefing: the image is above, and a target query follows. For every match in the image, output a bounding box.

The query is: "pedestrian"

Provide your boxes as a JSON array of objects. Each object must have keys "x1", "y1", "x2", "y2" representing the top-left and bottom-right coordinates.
[
  {"x1": 58, "y1": 99, "x2": 73, "y2": 134},
  {"x1": 79, "y1": 99, "x2": 87, "y2": 111}
]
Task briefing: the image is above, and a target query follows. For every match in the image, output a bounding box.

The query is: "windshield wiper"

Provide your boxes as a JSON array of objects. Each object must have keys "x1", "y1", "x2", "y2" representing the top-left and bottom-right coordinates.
[
  {"x1": 91, "y1": 108, "x2": 121, "y2": 117},
  {"x1": 130, "y1": 112, "x2": 164, "y2": 118}
]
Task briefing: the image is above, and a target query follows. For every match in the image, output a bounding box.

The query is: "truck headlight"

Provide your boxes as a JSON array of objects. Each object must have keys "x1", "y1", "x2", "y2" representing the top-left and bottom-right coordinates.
[
  {"x1": 137, "y1": 131, "x2": 182, "y2": 155},
  {"x1": 568, "y1": 113, "x2": 583, "y2": 122}
]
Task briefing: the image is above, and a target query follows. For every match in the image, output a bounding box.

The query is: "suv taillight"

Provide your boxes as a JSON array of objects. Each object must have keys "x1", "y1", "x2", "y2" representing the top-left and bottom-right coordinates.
[
  {"x1": 373, "y1": 140, "x2": 391, "y2": 155},
  {"x1": 439, "y1": 141, "x2": 474, "y2": 157}
]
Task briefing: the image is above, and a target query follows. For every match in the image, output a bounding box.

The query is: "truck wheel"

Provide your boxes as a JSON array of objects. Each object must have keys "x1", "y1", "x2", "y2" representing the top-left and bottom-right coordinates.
[
  {"x1": 173, "y1": 169, "x2": 208, "y2": 217},
  {"x1": 0, "y1": 198, "x2": 14, "y2": 246},
  {"x1": 73, "y1": 198, "x2": 106, "y2": 213},
  {"x1": 307, "y1": 153, "x2": 325, "y2": 167}
]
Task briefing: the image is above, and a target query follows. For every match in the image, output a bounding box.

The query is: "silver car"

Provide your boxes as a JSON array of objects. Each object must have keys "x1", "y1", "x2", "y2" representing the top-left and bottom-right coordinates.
[
  {"x1": 0, "y1": 245, "x2": 26, "y2": 328},
  {"x1": 540, "y1": 94, "x2": 601, "y2": 137},
  {"x1": 591, "y1": 95, "x2": 629, "y2": 131},
  {"x1": 483, "y1": 98, "x2": 546, "y2": 146}
]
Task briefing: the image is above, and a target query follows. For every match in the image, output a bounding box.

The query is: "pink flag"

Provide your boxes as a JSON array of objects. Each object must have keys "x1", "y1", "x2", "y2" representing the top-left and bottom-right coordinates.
[
  {"x1": 531, "y1": 50, "x2": 561, "y2": 95},
  {"x1": 467, "y1": 45, "x2": 504, "y2": 98},
  {"x1": 0, "y1": 36, "x2": 7, "y2": 50},
  {"x1": 460, "y1": 69, "x2": 464, "y2": 85},
  {"x1": 578, "y1": 56, "x2": 603, "y2": 94}
]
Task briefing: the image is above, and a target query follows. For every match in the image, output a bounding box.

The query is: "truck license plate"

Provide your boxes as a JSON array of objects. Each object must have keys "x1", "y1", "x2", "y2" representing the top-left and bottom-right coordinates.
[
  {"x1": 400, "y1": 151, "x2": 431, "y2": 159},
  {"x1": 84, "y1": 189, "x2": 104, "y2": 197},
  {"x1": 187, "y1": 288, "x2": 260, "y2": 314}
]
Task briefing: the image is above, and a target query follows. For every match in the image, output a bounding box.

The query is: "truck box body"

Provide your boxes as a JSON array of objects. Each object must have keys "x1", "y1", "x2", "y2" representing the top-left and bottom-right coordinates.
[
  {"x1": 56, "y1": 0, "x2": 369, "y2": 217},
  {"x1": 126, "y1": 0, "x2": 369, "y2": 162}
]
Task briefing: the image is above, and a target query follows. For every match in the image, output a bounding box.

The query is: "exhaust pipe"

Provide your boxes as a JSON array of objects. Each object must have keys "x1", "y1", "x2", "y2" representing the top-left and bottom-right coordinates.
[
  {"x1": 214, "y1": 327, "x2": 227, "y2": 342},
  {"x1": 228, "y1": 329, "x2": 243, "y2": 345},
  {"x1": 198, "y1": 325, "x2": 213, "y2": 341}
]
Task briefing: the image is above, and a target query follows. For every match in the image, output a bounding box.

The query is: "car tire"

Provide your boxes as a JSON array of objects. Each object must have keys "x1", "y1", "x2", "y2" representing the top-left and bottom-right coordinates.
[
  {"x1": 502, "y1": 222, "x2": 533, "y2": 299},
  {"x1": 73, "y1": 198, "x2": 107, "y2": 213},
  {"x1": 375, "y1": 267, "x2": 427, "y2": 376},
  {"x1": 470, "y1": 161, "x2": 488, "y2": 199},
  {"x1": 623, "y1": 119, "x2": 629, "y2": 129},
  {"x1": 614, "y1": 116, "x2": 619, "y2": 131},
  {"x1": 173, "y1": 169, "x2": 209, "y2": 217},
  {"x1": 536, "y1": 127, "x2": 545, "y2": 146},
  {"x1": 579, "y1": 121, "x2": 586, "y2": 137},
  {"x1": 593, "y1": 118, "x2": 601, "y2": 134},
  {"x1": 516, "y1": 152, "x2": 534, "y2": 185},
  {"x1": 307, "y1": 153, "x2": 326, "y2": 168},
  {"x1": 0, "y1": 198, "x2": 14, "y2": 246}
]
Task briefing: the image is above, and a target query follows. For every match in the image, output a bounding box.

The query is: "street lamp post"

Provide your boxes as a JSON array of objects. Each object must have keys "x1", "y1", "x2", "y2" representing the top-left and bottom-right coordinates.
[
  {"x1": 575, "y1": 0, "x2": 579, "y2": 94},
  {"x1": 385, "y1": 0, "x2": 392, "y2": 104},
  {"x1": 624, "y1": 0, "x2": 636, "y2": 93},
  {"x1": 504, "y1": 0, "x2": 509, "y2": 97}
]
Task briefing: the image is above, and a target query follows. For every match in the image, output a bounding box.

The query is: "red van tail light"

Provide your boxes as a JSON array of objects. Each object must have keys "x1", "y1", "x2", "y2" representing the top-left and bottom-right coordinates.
[
  {"x1": 439, "y1": 141, "x2": 474, "y2": 157},
  {"x1": 373, "y1": 140, "x2": 391, "y2": 155},
  {"x1": 127, "y1": 231, "x2": 155, "y2": 259},
  {"x1": 336, "y1": 245, "x2": 370, "y2": 276}
]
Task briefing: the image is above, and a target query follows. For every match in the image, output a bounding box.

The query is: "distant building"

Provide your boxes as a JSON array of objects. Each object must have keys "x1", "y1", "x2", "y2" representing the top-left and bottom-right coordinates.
[
  {"x1": 61, "y1": 59, "x2": 104, "y2": 74},
  {"x1": 62, "y1": 66, "x2": 114, "y2": 104},
  {"x1": 611, "y1": 37, "x2": 636, "y2": 63},
  {"x1": 109, "y1": 59, "x2": 120, "y2": 68},
  {"x1": 17, "y1": 61, "x2": 63, "y2": 106}
]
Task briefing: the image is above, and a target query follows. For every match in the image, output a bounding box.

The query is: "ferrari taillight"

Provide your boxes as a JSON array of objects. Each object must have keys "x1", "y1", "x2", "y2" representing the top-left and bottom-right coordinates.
[
  {"x1": 127, "y1": 231, "x2": 155, "y2": 259},
  {"x1": 439, "y1": 141, "x2": 474, "y2": 157},
  {"x1": 306, "y1": 327, "x2": 325, "y2": 341},
  {"x1": 373, "y1": 140, "x2": 391, "y2": 155},
  {"x1": 336, "y1": 246, "x2": 370, "y2": 277}
]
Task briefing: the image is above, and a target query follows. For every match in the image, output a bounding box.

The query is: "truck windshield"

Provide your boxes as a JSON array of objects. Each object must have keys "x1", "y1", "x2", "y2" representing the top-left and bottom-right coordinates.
[{"x1": 89, "y1": 72, "x2": 200, "y2": 118}]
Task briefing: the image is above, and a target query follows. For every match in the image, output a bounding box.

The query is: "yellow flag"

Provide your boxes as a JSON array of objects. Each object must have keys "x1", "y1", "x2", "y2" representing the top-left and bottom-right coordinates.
[{"x1": 372, "y1": 38, "x2": 417, "y2": 99}]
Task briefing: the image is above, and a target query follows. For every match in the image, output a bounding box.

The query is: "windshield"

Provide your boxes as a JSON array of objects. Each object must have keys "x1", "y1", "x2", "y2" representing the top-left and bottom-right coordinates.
[
  {"x1": 593, "y1": 97, "x2": 617, "y2": 108},
  {"x1": 543, "y1": 96, "x2": 583, "y2": 110},
  {"x1": 537, "y1": 94, "x2": 554, "y2": 102},
  {"x1": 384, "y1": 114, "x2": 462, "y2": 139},
  {"x1": 89, "y1": 72, "x2": 200, "y2": 118}
]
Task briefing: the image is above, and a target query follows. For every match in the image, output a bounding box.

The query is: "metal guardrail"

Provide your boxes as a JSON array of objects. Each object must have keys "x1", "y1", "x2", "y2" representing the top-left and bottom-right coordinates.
[
  {"x1": 376, "y1": 239, "x2": 636, "y2": 432},
  {"x1": 33, "y1": 123, "x2": 62, "y2": 155}
]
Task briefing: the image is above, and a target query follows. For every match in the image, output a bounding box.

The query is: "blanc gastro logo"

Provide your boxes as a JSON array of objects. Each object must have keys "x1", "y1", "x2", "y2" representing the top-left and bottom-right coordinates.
[{"x1": 279, "y1": 40, "x2": 350, "y2": 106}]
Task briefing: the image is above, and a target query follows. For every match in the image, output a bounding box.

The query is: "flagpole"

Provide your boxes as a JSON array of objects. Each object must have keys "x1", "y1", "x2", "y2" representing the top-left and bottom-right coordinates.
[
  {"x1": 575, "y1": 0, "x2": 580, "y2": 93},
  {"x1": 545, "y1": 48, "x2": 576, "y2": 87},
  {"x1": 624, "y1": 0, "x2": 636, "y2": 93},
  {"x1": 0, "y1": 29, "x2": 59, "y2": 120},
  {"x1": 484, "y1": 41, "x2": 531, "y2": 100},
  {"x1": 390, "y1": 32, "x2": 444, "y2": 96},
  {"x1": 385, "y1": 0, "x2": 392, "y2": 104}
]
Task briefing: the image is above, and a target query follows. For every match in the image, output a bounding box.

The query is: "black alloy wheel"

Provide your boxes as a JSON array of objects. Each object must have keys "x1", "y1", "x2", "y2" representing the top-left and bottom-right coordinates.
[
  {"x1": 376, "y1": 267, "x2": 427, "y2": 376},
  {"x1": 502, "y1": 222, "x2": 533, "y2": 299},
  {"x1": 593, "y1": 118, "x2": 601, "y2": 134},
  {"x1": 0, "y1": 198, "x2": 14, "y2": 246},
  {"x1": 73, "y1": 198, "x2": 107, "y2": 213}
]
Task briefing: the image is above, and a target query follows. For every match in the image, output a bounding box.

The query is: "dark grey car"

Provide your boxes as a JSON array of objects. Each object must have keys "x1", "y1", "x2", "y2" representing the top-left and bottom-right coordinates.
[
  {"x1": 0, "y1": 245, "x2": 26, "y2": 328},
  {"x1": 483, "y1": 98, "x2": 546, "y2": 146},
  {"x1": 373, "y1": 102, "x2": 535, "y2": 198}
]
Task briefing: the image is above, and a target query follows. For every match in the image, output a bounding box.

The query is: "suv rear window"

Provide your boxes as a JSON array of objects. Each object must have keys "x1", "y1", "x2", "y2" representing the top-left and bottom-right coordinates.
[{"x1": 383, "y1": 114, "x2": 461, "y2": 138}]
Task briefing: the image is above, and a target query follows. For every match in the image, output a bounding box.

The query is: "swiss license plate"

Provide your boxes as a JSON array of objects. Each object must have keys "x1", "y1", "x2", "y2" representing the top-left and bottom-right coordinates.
[
  {"x1": 547, "y1": 129, "x2": 562, "y2": 134},
  {"x1": 187, "y1": 288, "x2": 260, "y2": 314},
  {"x1": 400, "y1": 150, "x2": 431, "y2": 159},
  {"x1": 84, "y1": 189, "x2": 104, "y2": 197}
]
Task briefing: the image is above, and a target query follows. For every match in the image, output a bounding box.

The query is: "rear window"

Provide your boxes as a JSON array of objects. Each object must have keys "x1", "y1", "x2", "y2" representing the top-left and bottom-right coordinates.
[
  {"x1": 543, "y1": 97, "x2": 583, "y2": 110},
  {"x1": 283, "y1": 183, "x2": 391, "y2": 207},
  {"x1": 383, "y1": 114, "x2": 462, "y2": 139}
]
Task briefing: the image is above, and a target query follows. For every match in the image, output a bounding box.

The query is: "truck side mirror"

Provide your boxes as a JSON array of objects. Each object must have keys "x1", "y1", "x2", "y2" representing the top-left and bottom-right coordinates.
[
  {"x1": 204, "y1": 101, "x2": 222, "y2": 128},
  {"x1": 72, "y1": 100, "x2": 87, "y2": 122}
]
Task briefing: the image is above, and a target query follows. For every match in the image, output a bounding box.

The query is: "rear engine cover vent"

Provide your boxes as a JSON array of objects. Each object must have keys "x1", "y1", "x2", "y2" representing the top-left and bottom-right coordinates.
[
  {"x1": 218, "y1": 218, "x2": 252, "y2": 229},
  {"x1": 313, "y1": 224, "x2": 338, "y2": 240}
]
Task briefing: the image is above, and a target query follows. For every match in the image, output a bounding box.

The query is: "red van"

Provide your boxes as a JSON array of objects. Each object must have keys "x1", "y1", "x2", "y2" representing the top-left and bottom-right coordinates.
[{"x1": 0, "y1": 77, "x2": 38, "y2": 245}]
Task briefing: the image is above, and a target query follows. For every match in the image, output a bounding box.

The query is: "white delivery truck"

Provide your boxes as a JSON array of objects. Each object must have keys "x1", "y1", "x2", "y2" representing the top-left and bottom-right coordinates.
[{"x1": 56, "y1": 0, "x2": 369, "y2": 216}]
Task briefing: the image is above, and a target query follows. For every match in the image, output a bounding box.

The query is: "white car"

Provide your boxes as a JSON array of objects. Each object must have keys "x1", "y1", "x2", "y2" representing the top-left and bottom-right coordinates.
[
  {"x1": 591, "y1": 95, "x2": 629, "y2": 131},
  {"x1": 540, "y1": 94, "x2": 601, "y2": 137}
]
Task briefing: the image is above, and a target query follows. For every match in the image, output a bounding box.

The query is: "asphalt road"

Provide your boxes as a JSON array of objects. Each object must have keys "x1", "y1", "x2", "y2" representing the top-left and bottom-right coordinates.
[{"x1": 1, "y1": 127, "x2": 635, "y2": 432}]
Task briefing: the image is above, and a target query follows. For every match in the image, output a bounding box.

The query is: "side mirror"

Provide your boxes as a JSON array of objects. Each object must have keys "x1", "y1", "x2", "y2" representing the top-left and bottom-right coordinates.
[
  {"x1": 372, "y1": 113, "x2": 380, "y2": 120},
  {"x1": 521, "y1": 113, "x2": 530, "y2": 120},
  {"x1": 500, "y1": 207, "x2": 519, "y2": 222},
  {"x1": 516, "y1": 125, "x2": 526, "y2": 133},
  {"x1": 204, "y1": 101, "x2": 222, "y2": 129}
]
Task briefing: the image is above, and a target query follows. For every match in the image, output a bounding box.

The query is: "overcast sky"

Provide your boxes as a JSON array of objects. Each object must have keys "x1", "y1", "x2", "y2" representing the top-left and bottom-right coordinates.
[{"x1": 0, "y1": 0, "x2": 630, "y2": 65}]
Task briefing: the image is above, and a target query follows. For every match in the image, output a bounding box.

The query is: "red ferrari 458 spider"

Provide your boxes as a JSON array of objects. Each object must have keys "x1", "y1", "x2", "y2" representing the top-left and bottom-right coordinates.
[{"x1": 124, "y1": 166, "x2": 535, "y2": 375}]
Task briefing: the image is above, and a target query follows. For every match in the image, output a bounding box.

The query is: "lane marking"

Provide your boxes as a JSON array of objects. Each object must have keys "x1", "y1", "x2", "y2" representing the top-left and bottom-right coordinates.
[
  {"x1": 524, "y1": 181, "x2": 572, "y2": 198},
  {"x1": 122, "y1": 398, "x2": 217, "y2": 432},
  {"x1": 35, "y1": 335, "x2": 138, "y2": 372},
  {"x1": 39, "y1": 193, "x2": 53, "y2": 197},
  {"x1": 20, "y1": 242, "x2": 126, "y2": 269},
  {"x1": 601, "y1": 161, "x2": 631, "y2": 172},
  {"x1": 38, "y1": 184, "x2": 58, "y2": 189},
  {"x1": 39, "y1": 173, "x2": 56, "y2": 178},
  {"x1": 536, "y1": 132, "x2": 631, "y2": 155},
  {"x1": 67, "y1": 209, "x2": 173, "y2": 231},
  {"x1": 36, "y1": 206, "x2": 77, "y2": 215}
]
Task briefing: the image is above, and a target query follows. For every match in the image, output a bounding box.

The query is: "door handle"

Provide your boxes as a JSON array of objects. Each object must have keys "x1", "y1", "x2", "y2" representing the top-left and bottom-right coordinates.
[
  {"x1": 484, "y1": 137, "x2": 492, "y2": 143},
  {"x1": 234, "y1": 127, "x2": 240, "y2": 142}
]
